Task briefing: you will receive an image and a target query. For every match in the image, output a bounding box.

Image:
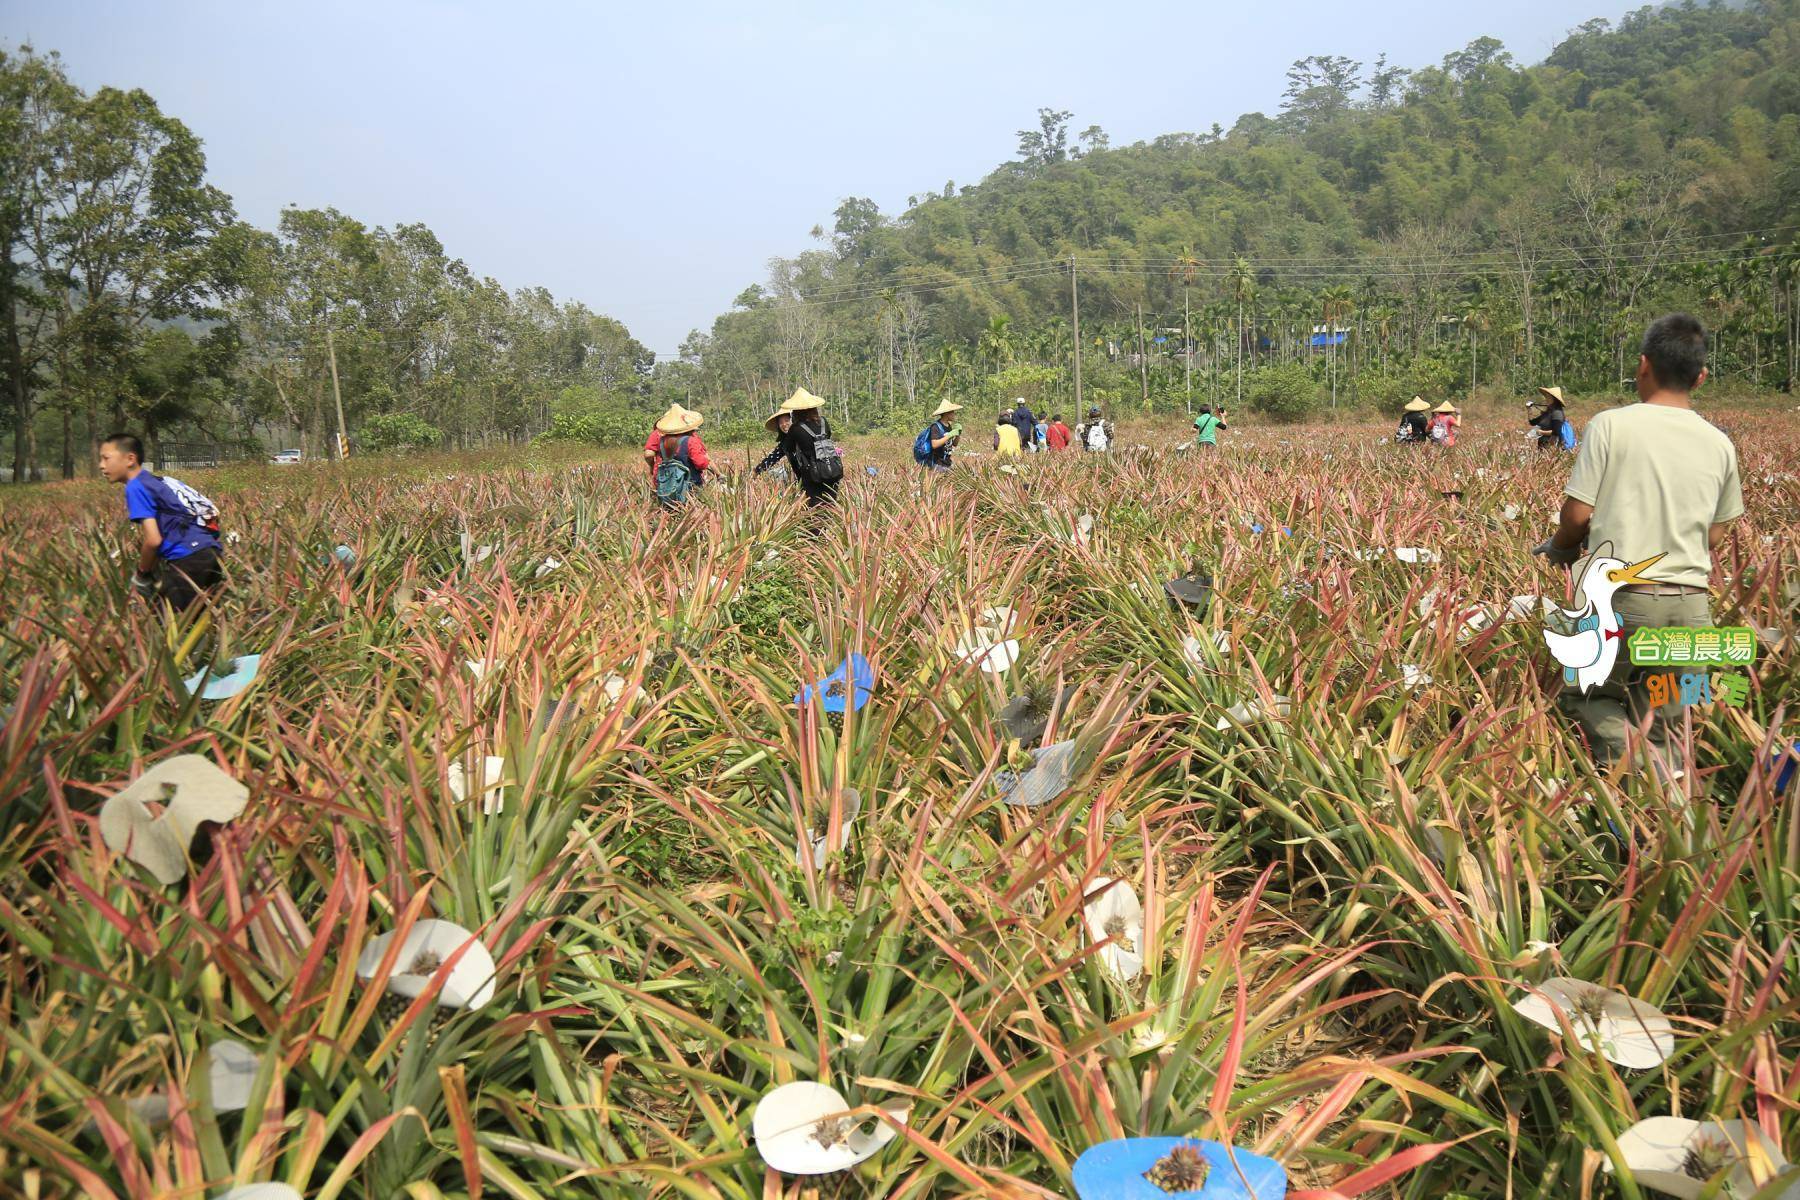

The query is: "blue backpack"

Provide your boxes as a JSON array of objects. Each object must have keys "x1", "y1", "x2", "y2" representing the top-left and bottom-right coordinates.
[
  {"x1": 1559, "y1": 420, "x2": 1578, "y2": 451},
  {"x1": 913, "y1": 425, "x2": 936, "y2": 465},
  {"x1": 653, "y1": 436, "x2": 696, "y2": 508}
]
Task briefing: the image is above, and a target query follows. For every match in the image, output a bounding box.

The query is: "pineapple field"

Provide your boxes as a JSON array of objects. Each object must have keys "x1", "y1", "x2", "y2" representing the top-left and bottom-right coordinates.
[{"x1": 1, "y1": 409, "x2": 1796, "y2": 1200}]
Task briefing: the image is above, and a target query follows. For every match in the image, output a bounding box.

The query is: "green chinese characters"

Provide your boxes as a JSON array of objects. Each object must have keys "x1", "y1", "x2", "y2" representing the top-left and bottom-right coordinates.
[{"x1": 1629, "y1": 626, "x2": 1757, "y2": 667}]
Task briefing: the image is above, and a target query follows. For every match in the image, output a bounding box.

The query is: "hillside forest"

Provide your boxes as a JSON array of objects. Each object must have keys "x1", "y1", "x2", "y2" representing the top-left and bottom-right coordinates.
[{"x1": 4, "y1": 0, "x2": 1800, "y2": 475}]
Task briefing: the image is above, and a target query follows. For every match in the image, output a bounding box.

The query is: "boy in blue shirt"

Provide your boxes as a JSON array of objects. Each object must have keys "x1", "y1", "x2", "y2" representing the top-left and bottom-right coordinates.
[{"x1": 98, "y1": 433, "x2": 225, "y2": 613}]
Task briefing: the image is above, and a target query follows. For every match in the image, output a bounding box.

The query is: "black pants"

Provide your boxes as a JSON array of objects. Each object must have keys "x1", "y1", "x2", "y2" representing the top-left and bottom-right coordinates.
[{"x1": 157, "y1": 547, "x2": 226, "y2": 612}]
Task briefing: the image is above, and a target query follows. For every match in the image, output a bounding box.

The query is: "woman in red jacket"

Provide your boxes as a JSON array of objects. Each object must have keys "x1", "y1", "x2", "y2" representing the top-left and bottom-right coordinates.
[
  {"x1": 1426, "y1": 400, "x2": 1461, "y2": 447},
  {"x1": 645, "y1": 404, "x2": 710, "y2": 488}
]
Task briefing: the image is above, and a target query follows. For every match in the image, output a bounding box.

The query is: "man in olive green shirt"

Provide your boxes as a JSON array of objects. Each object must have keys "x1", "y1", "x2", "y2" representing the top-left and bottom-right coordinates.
[{"x1": 1533, "y1": 313, "x2": 1744, "y2": 770}]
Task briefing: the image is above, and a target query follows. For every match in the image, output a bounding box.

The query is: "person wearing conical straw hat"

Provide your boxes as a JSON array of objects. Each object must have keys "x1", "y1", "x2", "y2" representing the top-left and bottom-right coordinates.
[
  {"x1": 1426, "y1": 399, "x2": 1460, "y2": 448},
  {"x1": 1424, "y1": 399, "x2": 1463, "y2": 500},
  {"x1": 1528, "y1": 386, "x2": 1574, "y2": 452},
  {"x1": 779, "y1": 387, "x2": 843, "y2": 507},
  {"x1": 753, "y1": 401, "x2": 794, "y2": 477},
  {"x1": 644, "y1": 404, "x2": 710, "y2": 501},
  {"x1": 644, "y1": 403, "x2": 704, "y2": 471},
  {"x1": 917, "y1": 399, "x2": 962, "y2": 470},
  {"x1": 1396, "y1": 396, "x2": 1430, "y2": 445}
]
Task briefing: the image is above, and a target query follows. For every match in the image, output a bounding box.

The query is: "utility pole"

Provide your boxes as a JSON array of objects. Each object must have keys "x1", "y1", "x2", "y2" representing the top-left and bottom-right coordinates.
[
  {"x1": 1135, "y1": 302, "x2": 1149, "y2": 406},
  {"x1": 1469, "y1": 324, "x2": 1478, "y2": 397},
  {"x1": 1236, "y1": 300, "x2": 1245, "y2": 410},
  {"x1": 1211, "y1": 329, "x2": 1219, "y2": 411},
  {"x1": 325, "y1": 325, "x2": 349, "y2": 460},
  {"x1": 1070, "y1": 254, "x2": 1083, "y2": 415},
  {"x1": 1183, "y1": 288, "x2": 1192, "y2": 415}
]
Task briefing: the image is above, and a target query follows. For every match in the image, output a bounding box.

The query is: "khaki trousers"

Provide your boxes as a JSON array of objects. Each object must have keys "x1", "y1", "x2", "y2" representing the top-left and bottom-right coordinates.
[{"x1": 1556, "y1": 589, "x2": 1711, "y2": 768}]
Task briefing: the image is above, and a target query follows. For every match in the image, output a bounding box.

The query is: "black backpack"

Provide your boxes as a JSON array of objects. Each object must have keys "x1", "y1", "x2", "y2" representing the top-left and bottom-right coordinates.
[{"x1": 803, "y1": 426, "x2": 844, "y2": 484}]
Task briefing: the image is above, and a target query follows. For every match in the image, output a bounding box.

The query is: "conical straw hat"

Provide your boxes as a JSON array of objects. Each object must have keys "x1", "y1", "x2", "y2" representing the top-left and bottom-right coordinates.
[
  {"x1": 1536, "y1": 385, "x2": 1565, "y2": 405},
  {"x1": 763, "y1": 406, "x2": 791, "y2": 433},
  {"x1": 932, "y1": 399, "x2": 963, "y2": 418},
  {"x1": 784, "y1": 387, "x2": 825, "y2": 412},
  {"x1": 655, "y1": 405, "x2": 703, "y2": 435},
  {"x1": 1434, "y1": 400, "x2": 1458, "y2": 414},
  {"x1": 1404, "y1": 397, "x2": 1430, "y2": 413}
]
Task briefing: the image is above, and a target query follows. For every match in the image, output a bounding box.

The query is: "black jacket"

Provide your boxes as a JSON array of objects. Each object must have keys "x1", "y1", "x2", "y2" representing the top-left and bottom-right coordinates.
[
  {"x1": 1011, "y1": 404, "x2": 1035, "y2": 443},
  {"x1": 753, "y1": 440, "x2": 787, "y2": 474},
  {"x1": 1529, "y1": 406, "x2": 1566, "y2": 446}
]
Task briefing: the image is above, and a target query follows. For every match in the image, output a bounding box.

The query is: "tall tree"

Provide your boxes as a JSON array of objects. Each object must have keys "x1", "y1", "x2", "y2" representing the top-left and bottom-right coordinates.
[
  {"x1": 1281, "y1": 55, "x2": 1363, "y2": 129},
  {"x1": 1366, "y1": 53, "x2": 1410, "y2": 109},
  {"x1": 1015, "y1": 108, "x2": 1073, "y2": 169},
  {"x1": 1496, "y1": 193, "x2": 1553, "y2": 382},
  {"x1": 978, "y1": 314, "x2": 1014, "y2": 375},
  {"x1": 0, "y1": 47, "x2": 74, "y2": 483},
  {"x1": 232, "y1": 208, "x2": 376, "y2": 457},
  {"x1": 1230, "y1": 259, "x2": 1255, "y2": 408},
  {"x1": 30, "y1": 81, "x2": 236, "y2": 475},
  {"x1": 1321, "y1": 285, "x2": 1354, "y2": 406},
  {"x1": 1563, "y1": 167, "x2": 1686, "y2": 379},
  {"x1": 832, "y1": 197, "x2": 882, "y2": 264}
]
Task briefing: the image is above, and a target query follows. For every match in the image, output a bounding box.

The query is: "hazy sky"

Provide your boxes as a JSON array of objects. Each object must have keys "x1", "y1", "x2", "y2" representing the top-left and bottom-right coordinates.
[{"x1": 6, "y1": 0, "x2": 1632, "y2": 356}]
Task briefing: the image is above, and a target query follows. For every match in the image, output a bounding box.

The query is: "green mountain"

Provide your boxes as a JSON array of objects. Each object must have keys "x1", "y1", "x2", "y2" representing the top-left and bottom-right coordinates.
[{"x1": 672, "y1": 1, "x2": 1800, "y2": 428}]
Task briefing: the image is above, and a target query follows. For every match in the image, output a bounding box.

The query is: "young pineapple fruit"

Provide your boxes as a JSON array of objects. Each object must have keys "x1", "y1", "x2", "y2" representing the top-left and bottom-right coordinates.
[{"x1": 1143, "y1": 1143, "x2": 1209, "y2": 1193}]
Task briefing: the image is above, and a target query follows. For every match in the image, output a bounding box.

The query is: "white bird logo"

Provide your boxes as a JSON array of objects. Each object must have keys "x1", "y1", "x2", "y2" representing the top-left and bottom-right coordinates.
[{"x1": 1541, "y1": 544, "x2": 1666, "y2": 692}]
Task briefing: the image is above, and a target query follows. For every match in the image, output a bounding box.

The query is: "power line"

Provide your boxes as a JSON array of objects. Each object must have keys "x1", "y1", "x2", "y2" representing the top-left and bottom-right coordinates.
[
  {"x1": 1075, "y1": 250, "x2": 1789, "y2": 283},
  {"x1": 787, "y1": 257, "x2": 1070, "y2": 303},
  {"x1": 1125, "y1": 222, "x2": 1800, "y2": 271},
  {"x1": 744, "y1": 221, "x2": 1800, "y2": 313},
  {"x1": 762, "y1": 264, "x2": 1072, "y2": 311},
  {"x1": 748, "y1": 254, "x2": 1769, "y2": 315}
]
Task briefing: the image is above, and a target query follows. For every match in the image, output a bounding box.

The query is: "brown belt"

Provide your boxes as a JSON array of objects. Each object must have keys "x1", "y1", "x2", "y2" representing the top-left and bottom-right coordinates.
[{"x1": 1620, "y1": 583, "x2": 1708, "y2": 595}]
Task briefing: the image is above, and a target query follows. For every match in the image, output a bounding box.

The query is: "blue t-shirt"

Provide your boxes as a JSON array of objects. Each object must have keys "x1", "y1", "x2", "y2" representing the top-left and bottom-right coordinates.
[{"x1": 124, "y1": 471, "x2": 218, "y2": 561}]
